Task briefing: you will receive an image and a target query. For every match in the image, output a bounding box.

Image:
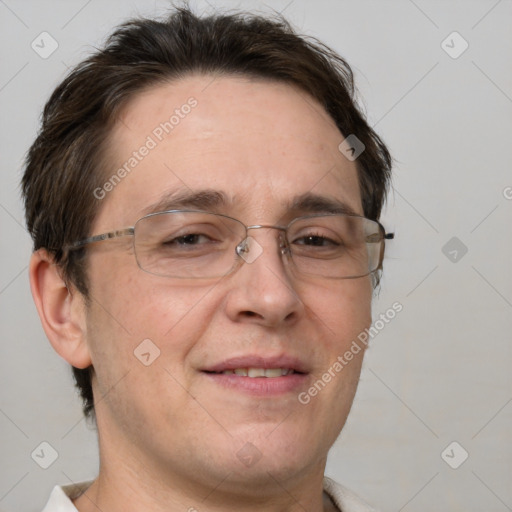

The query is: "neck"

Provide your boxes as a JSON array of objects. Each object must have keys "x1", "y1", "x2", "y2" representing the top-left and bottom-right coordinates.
[{"x1": 73, "y1": 440, "x2": 335, "y2": 512}]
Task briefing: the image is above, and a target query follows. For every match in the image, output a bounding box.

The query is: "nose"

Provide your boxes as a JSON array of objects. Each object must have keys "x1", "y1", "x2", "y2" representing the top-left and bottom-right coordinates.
[{"x1": 223, "y1": 227, "x2": 304, "y2": 328}]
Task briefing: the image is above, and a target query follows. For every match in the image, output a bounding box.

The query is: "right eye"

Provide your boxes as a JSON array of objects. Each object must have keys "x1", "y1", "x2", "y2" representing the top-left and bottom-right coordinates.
[{"x1": 164, "y1": 233, "x2": 213, "y2": 246}]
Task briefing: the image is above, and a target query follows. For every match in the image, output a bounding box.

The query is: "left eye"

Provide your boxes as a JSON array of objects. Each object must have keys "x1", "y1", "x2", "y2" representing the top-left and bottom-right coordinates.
[{"x1": 293, "y1": 234, "x2": 339, "y2": 247}]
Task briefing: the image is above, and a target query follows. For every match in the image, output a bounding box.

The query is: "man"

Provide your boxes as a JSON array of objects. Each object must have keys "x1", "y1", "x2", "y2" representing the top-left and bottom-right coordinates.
[{"x1": 23, "y1": 6, "x2": 393, "y2": 512}]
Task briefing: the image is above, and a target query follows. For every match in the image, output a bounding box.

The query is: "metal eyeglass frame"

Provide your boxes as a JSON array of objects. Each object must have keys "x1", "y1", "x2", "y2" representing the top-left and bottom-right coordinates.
[{"x1": 66, "y1": 209, "x2": 395, "y2": 279}]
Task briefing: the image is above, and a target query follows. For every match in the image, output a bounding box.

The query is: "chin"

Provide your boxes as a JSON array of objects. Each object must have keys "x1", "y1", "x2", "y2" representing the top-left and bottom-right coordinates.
[
  {"x1": 227, "y1": 426, "x2": 329, "y2": 484},
  {"x1": 227, "y1": 449, "x2": 327, "y2": 498}
]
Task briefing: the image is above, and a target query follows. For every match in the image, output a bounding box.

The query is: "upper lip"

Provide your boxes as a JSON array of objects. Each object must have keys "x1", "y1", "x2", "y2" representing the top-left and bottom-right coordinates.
[{"x1": 202, "y1": 354, "x2": 309, "y2": 374}]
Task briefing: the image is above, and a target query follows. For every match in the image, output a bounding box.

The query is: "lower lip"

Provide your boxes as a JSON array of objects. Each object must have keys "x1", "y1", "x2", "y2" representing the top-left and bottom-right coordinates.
[{"x1": 202, "y1": 372, "x2": 308, "y2": 395}]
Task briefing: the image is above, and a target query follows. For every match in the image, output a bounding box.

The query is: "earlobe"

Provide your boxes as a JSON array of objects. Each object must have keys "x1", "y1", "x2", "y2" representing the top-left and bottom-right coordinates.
[{"x1": 29, "y1": 249, "x2": 92, "y2": 369}]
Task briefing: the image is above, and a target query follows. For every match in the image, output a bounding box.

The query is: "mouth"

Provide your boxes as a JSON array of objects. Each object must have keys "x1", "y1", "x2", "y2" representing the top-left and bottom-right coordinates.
[
  {"x1": 206, "y1": 367, "x2": 298, "y2": 377},
  {"x1": 201, "y1": 356, "x2": 309, "y2": 395}
]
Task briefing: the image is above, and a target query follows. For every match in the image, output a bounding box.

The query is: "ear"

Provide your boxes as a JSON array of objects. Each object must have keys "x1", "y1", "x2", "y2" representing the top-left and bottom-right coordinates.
[{"x1": 29, "y1": 249, "x2": 92, "y2": 369}]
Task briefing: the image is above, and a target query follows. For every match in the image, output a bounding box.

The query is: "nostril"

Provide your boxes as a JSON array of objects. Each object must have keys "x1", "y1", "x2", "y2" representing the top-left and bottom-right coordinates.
[{"x1": 242, "y1": 311, "x2": 258, "y2": 317}]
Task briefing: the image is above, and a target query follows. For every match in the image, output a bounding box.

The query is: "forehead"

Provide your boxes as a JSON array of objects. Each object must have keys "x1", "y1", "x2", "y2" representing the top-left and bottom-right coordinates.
[{"x1": 96, "y1": 75, "x2": 362, "y2": 229}]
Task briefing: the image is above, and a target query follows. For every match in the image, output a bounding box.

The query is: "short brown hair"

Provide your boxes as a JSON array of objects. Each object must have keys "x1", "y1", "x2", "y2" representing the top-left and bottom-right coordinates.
[{"x1": 22, "y1": 6, "x2": 392, "y2": 420}]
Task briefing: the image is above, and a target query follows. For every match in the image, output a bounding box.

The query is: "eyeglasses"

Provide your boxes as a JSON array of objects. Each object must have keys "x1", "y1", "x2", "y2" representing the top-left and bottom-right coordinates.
[{"x1": 67, "y1": 210, "x2": 394, "y2": 279}]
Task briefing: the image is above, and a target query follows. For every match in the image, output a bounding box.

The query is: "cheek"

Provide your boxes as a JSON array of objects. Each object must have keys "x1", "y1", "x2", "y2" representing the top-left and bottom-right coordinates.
[
  {"x1": 290, "y1": 279, "x2": 372, "y2": 451},
  {"x1": 88, "y1": 250, "x2": 214, "y2": 334},
  {"x1": 85, "y1": 255, "x2": 220, "y2": 391},
  {"x1": 302, "y1": 278, "x2": 371, "y2": 395},
  {"x1": 85, "y1": 272, "x2": 225, "y2": 444},
  {"x1": 303, "y1": 276, "x2": 373, "y2": 342}
]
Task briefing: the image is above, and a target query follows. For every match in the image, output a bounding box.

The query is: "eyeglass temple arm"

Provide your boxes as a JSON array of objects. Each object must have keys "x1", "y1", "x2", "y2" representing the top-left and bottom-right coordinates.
[{"x1": 66, "y1": 227, "x2": 135, "y2": 249}]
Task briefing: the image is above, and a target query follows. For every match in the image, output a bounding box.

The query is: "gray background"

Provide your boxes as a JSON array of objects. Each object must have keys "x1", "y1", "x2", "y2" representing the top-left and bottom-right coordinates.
[{"x1": 1, "y1": 1, "x2": 511, "y2": 511}]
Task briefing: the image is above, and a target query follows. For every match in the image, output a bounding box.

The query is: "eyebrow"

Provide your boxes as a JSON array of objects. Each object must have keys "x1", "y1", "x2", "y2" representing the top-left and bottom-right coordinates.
[
  {"x1": 288, "y1": 192, "x2": 359, "y2": 216},
  {"x1": 141, "y1": 189, "x2": 359, "y2": 218},
  {"x1": 142, "y1": 189, "x2": 228, "y2": 216}
]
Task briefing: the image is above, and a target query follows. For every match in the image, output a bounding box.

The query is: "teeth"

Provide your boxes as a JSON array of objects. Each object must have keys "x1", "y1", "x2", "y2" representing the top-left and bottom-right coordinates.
[
  {"x1": 221, "y1": 368, "x2": 294, "y2": 378},
  {"x1": 264, "y1": 368, "x2": 283, "y2": 378},
  {"x1": 248, "y1": 368, "x2": 266, "y2": 378}
]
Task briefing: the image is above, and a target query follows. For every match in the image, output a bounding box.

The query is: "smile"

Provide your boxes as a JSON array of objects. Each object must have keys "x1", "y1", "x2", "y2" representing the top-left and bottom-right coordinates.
[{"x1": 216, "y1": 368, "x2": 296, "y2": 377}]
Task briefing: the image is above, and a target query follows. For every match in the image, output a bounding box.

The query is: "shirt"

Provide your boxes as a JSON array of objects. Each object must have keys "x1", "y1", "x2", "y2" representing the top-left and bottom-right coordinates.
[{"x1": 41, "y1": 477, "x2": 378, "y2": 512}]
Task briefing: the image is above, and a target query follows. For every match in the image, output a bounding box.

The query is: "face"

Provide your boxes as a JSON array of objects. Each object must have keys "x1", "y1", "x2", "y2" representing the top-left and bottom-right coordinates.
[{"x1": 84, "y1": 75, "x2": 372, "y2": 494}]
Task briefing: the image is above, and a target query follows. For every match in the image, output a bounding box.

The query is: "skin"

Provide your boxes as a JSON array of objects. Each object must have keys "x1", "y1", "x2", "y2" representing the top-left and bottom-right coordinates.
[{"x1": 30, "y1": 75, "x2": 373, "y2": 512}]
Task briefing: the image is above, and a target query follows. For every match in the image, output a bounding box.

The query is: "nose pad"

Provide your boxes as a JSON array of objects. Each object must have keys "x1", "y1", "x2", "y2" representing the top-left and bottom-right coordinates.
[
  {"x1": 279, "y1": 232, "x2": 291, "y2": 256},
  {"x1": 235, "y1": 236, "x2": 264, "y2": 264},
  {"x1": 235, "y1": 239, "x2": 249, "y2": 257}
]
